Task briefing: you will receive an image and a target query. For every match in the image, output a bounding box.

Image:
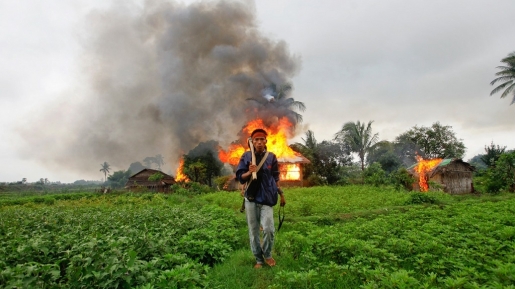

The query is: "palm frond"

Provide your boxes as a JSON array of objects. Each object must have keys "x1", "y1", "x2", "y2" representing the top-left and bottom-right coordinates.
[
  {"x1": 500, "y1": 82, "x2": 515, "y2": 99},
  {"x1": 490, "y1": 80, "x2": 513, "y2": 95}
]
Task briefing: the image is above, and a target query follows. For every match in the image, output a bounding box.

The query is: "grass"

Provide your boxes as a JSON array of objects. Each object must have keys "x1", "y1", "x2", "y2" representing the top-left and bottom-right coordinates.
[{"x1": 2, "y1": 185, "x2": 515, "y2": 288}]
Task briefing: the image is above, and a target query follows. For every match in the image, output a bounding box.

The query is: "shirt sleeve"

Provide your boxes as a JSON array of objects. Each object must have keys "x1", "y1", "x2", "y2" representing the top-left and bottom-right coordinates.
[{"x1": 235, "y1": 152, "x2": 250, "y2": 184}]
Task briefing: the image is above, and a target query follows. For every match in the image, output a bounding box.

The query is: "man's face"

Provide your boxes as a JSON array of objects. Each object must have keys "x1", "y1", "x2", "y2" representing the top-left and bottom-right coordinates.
[{"x1": 252, "y1": 136, "x2": 267, "y2": 152}]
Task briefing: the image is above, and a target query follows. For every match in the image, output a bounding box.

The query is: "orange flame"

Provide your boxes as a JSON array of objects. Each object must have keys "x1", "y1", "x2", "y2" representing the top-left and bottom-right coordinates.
[
  {"x1": 218, "y1": 117, "x2": 298, "y2": 166},
  {"x1": 414, "y1": 156, "x2": 442, "y2": 192},
  {"x1": 280, "y1": 164, "x2": 301, "y2": 181},
  {"x1": 175, "y1": 158, "x2": 190, "y2": 182}
]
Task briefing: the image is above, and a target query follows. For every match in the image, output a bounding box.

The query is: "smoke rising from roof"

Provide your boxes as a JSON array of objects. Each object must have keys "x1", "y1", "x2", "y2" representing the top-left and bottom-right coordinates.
[{"x1": 18, "y1": 0, "x2": 301, "y2": 175}]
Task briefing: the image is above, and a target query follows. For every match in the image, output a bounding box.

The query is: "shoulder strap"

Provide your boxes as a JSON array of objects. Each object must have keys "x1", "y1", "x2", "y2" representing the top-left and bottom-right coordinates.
[
  {"x1": 244, "y1": 151, "x2": 269, "y2": 190},
  {"x1": 256, "y1": 151, "x2": 269, "y2": 171}
]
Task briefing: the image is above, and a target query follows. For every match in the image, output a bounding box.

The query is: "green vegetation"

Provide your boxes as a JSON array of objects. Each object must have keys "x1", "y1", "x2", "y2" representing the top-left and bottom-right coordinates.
[
  {"x1": 1, "y1": 186, "x2": 515, "y2": 288},
  {"x1": 490, "y1": 51, "x2": 515, "y2": 104}
]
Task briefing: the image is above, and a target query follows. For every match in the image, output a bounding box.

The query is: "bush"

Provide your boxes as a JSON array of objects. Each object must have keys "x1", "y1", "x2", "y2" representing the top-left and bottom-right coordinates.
[
  {"x1": 391, "y1": 168, "x2": 415, "y2": 191},
  {"x1": 363, "y1": 163, "x2": 388, "y2": 187},
  {"x1": 482, "y1": 151, "x2": 515, "y2": 194},
  {"x1": 404, "y1": 192, "x2": 438, "y2": 205},
  {"x1": 214, "y1": 176, "x2": 232, "y2": 191},
  {"x1": 305, "y1": 175, "x2": 327, "y2": 187}
]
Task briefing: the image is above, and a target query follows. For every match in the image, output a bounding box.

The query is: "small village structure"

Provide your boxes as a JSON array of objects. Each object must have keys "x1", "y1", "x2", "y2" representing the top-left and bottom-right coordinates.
[
  {"x1": 409, "y1": 158, "x2": 475, "y2": 194},
  {"x1": 125, "y1": 169, "x2": 176, "y2": 193},
  {"x1": 277, "y1": 155, "x2": 311, "y2": 187}
]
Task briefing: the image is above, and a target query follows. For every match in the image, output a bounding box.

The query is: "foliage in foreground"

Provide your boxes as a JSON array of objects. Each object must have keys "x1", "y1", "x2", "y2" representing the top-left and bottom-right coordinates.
[
  {"x1": 0, "y1": 195, "x2": 239, "y2": 288},
  {"x1": 208, "y1": 196, "x2": 515, "y2": 289},
  {"x1": 2, "y1": 187, "x2": 515, "y2": 288}
]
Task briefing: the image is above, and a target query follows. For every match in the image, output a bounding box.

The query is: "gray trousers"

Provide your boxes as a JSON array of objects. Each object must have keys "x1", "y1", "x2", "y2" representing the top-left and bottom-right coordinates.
[{"x1": 245, "y1": 199, "x2": 275, "y2": 264}]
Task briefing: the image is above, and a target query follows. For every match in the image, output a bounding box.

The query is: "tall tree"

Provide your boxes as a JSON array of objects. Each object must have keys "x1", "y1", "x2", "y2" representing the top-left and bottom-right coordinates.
[
  {"x1": 100, "y1": 161, "x2": 111, "y2": 182},
  {"x1": 490, "y1": 51, "x2": 515, "y2": 104},
  {"x1": 247, "y1": 83, "x2": 306, "y2": 124},
  {"x1": 183, "y1": 141, "x2": 223, "y2": 186},
  {"x1": 292, "y1": 130, "x2": 352, "y2": 184},
  {"x1": 481, "y1": 142, "x2": 506, "y2": 168},
  {"x1": 366, "y1": 140, "x2": 403, "y2": 174},
  {"x1": 335, "y1": 120, "x2": 379, "y2": 171},
  {"x1": 395, "y1": 122, "x2": 466, "y2": 161},
  {"x1": 107, "y1": 170, "x2": 132, "y2": 189}
]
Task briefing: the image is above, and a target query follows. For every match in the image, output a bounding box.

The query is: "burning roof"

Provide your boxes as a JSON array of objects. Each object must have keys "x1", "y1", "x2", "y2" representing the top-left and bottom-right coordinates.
[{"x1": 409, "y1": 158, "x2": 475, "y2": 193}]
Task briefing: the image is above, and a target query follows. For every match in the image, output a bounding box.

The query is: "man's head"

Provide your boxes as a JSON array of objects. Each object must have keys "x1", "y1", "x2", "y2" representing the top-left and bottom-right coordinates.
[{"x1": 250, "y1": 129, "x2": 267, "y2": 152}]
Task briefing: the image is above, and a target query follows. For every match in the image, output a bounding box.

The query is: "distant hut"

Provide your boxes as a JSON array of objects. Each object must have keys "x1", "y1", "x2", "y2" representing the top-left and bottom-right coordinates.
[
  {"x1": 126, "y1": 169, "x2": 176, "y2": 193},
  {"x1": 409, "y1": 158, "x2": 475, "y2": 194},
  {"x1": 277, "y1": 154, "x2": 311, "y2": 188}
]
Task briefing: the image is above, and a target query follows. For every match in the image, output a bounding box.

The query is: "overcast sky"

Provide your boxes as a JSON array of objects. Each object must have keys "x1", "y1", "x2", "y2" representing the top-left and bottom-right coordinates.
[{"x1": 1, "y1": 0, "x2": 514, "y2": 183}]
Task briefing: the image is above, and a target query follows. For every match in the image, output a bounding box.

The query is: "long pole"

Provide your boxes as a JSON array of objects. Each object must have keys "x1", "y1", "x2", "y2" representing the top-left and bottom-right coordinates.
[{"x1": 248, "y1": 137, "x2": 257, "y2": 180}]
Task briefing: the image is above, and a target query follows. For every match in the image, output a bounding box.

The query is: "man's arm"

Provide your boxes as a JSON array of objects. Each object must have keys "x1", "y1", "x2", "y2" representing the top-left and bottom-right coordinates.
[{"x1": 236, "y1": 152, "x2": 257, "y2": 184}]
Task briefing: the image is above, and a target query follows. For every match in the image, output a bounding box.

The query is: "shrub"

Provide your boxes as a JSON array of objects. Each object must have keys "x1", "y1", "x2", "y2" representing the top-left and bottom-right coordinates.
[
  {"x1": 483, "y1": 152, "x2": 515, "y2": 194},
  {"x1": 305, "y1": 175, "x2": 326, "y2": 187},
  {"x1": 404, "y1": 192, "x2": 438, "y2": 205},
  {"x1": 363, "y1": 163, "x2": 388, "y2": 187},
  {"x1": 391, "y1": 168, "x2": 415, "y2": 191}
]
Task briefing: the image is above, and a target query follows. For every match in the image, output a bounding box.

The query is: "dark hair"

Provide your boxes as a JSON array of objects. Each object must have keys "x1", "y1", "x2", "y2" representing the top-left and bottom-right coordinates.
[{"x1": 250, "y1": 128, "x2": 268, "y2": 137}]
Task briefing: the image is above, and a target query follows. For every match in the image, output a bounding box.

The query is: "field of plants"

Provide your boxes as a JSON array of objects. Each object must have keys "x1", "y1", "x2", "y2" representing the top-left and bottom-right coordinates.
[{"x1": 1, "y1": 186, "x2": 515, "y2": 288}]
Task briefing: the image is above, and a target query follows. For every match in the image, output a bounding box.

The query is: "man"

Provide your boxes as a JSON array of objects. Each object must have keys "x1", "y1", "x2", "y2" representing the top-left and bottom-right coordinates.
[{"x1": 236, "y1": 128, "x2": 286, "y2": 269}]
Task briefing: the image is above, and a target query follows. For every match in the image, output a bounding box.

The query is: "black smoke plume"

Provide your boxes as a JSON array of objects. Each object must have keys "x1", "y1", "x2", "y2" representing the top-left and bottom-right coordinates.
[{"x1": 18, "y1": 0, "x2": 300, "y2": 178}]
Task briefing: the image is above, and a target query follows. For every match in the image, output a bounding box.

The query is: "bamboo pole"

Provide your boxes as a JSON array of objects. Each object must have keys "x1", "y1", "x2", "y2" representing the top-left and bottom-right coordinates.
[{"x1": 248, "y1": 137, "x2": 257, "y2": 180}]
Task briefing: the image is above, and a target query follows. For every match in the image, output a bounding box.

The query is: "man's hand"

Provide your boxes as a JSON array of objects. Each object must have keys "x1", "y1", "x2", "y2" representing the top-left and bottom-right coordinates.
[{"x1": 279, "y1": 194, "x2": 286, "y2": 207}]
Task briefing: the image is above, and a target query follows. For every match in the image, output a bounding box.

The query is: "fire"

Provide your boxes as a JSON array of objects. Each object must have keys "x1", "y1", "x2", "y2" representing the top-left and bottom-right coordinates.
[
  {"x1": 218, "y1": 117, "x2": 299, "y2": 166},
  {"x1": 175, "y1": 158, "x2": 190, "y2": 182},
  {"x1": 218, "y1": 143, "x2": 246, "y2": 165},
  {"x1": 414, "y1": 156, "x2": 442, "y2": 192},
  {"x1": 280, "y1": 164, "x2": 301, "y2": 181}
]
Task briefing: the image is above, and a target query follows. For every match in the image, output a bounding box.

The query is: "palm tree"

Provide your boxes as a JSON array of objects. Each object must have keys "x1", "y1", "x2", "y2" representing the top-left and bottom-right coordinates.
[
  {"x1": 293, "y1": 130, "x2": 318, "y2": 159},
  {"x1": 100, "y1": 162, "x2": 111, "y2": 182},
  {"x1": 490, "y1": 51, "x2": 515, "y2": 104},
  {"x1": 247, "y1": 83, "x2": 306, "y2": 124},
  {"x1": 334, "y1": 120, "x2": 379, "y2": 171}
]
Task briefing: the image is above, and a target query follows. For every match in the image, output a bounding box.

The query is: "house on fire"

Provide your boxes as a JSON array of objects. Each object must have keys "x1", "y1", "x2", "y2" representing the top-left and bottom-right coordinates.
[
  {"x1": 409, "y1": 158, "x2": 475, "y2": 194},
  {"x1": 125, "y1": 169, "x2": 176, "y2": 193}
]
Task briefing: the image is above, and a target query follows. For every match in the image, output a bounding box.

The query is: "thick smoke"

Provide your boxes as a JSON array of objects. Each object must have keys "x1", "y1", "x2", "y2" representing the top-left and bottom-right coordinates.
[{"x1": 18, "y1": 0, "x2": 300, "y2": 177}]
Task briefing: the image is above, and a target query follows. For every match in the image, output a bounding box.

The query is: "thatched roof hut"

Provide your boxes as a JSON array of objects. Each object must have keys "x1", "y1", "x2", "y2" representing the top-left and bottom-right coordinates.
[
  {"x1": 277, "y1": 154, "x2": 311, "y2": 187},
  {"x1": 409, "y1": 158, "x2": 475, "y2": 194},
  {"x1": 125, "y1": 169, "x2": 176, "y2": 193}
]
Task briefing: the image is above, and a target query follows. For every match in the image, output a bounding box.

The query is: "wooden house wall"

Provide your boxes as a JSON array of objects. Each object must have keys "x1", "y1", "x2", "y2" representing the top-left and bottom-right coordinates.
[{"x1": 429, "y1": 162, "x2": 473, "y2": 194}]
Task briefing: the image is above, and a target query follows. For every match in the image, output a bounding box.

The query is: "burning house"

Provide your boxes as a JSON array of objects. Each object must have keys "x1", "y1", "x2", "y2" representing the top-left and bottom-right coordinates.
[
  {"x1": 409, "y1": 158, "x2": 475, "y2": 194},
  {"x1": 125, "y1": 169, "x2": 176, "y2": 193},
  {"x1": 218, "y1": 117, "x2": 311, "y2": 188}
]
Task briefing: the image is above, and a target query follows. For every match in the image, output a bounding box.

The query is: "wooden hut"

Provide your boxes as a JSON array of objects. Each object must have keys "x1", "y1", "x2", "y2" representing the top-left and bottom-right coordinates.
[
  {"x1": 125, "y1": 169, "x2": 176, "y2": 193},
  {"x1": 410, "y1": 158, "x2": 475, "y2": 194},
  {"x1": 277, "y1": 155, "x2": 311, "y2": 188}
]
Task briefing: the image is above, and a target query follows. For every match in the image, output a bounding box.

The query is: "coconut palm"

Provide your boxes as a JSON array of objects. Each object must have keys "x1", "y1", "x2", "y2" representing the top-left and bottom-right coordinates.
[
  {"x1": 335, "y1": 120, "x2": 379, "y2": 171},
  {"x1": 100, "y1": 161, "x2": 111, "y2": 182},
  {"x1": 490, "y1": 51, "x2": 515, "y2": 104},
  {"x1": 247, "y1": 83, "x2": 306, "y2": 124},
  {"x1": 293, "y1": 130, "x2": 318, "y2": 159}
]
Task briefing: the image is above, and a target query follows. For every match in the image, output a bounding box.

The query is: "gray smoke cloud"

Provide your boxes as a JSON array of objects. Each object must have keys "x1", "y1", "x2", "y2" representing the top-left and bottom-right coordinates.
[{"x1": 18, "y1": 0, "x2": 301, "y2": 176}]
